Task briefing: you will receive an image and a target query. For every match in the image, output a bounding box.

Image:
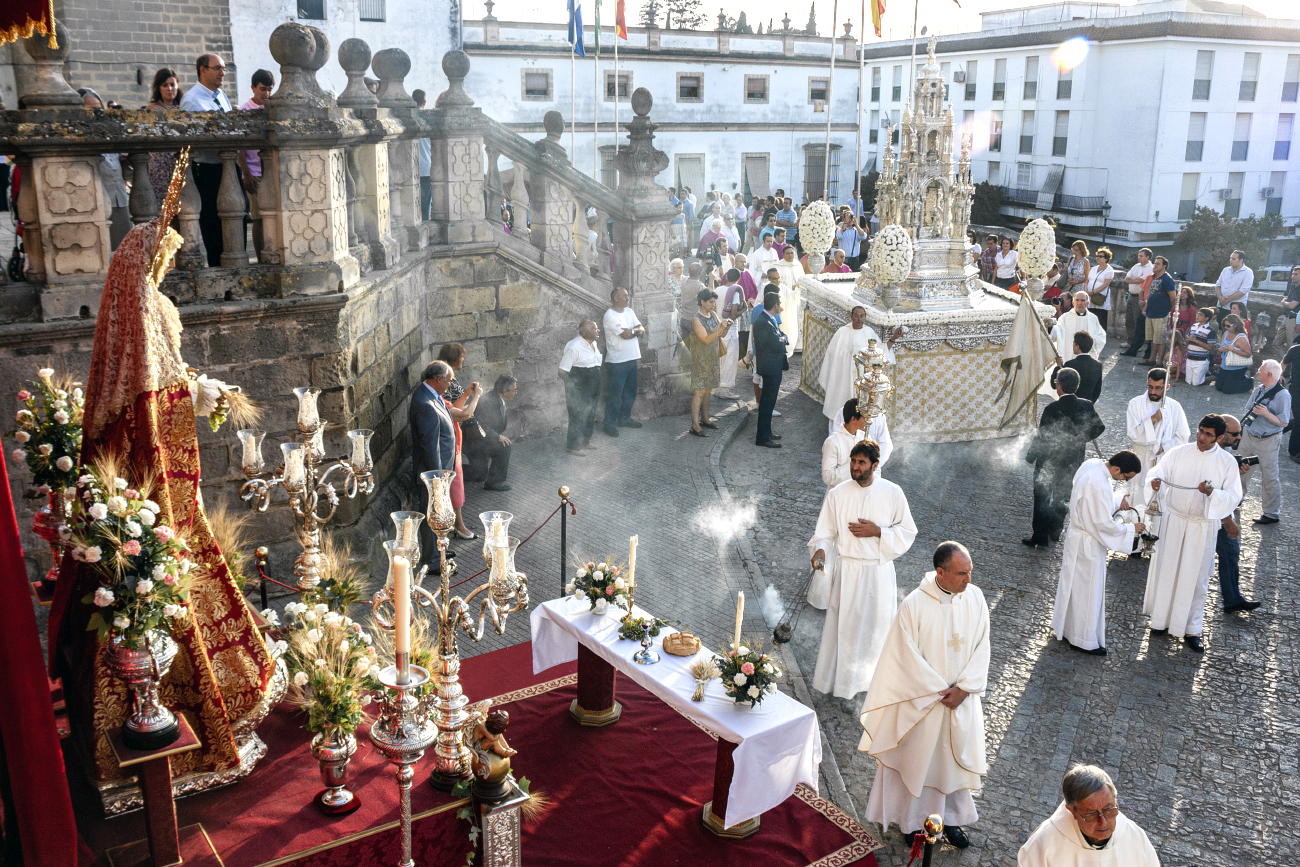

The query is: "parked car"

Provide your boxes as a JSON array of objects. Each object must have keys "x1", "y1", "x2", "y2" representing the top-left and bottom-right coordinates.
[{"x1": 1255, "y1": 264, "x2": 1296, "y2": 297}]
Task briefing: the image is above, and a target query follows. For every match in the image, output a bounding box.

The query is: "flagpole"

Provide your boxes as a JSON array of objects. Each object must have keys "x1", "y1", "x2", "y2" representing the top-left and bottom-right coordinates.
[
  {"x1": 823, "y1": 0, "x2": 839, "y2": 201},
  {"x1": 614, "y1": 32, "x2": 620, "y2": 162},
  {"x1": 593, "y1": 37, "x2": 599, "y2": 180},
  {"x1": 908, "y1": 0, "x2": 919, "y2": 110},
  {"x1": 855, "y1": 0, "x2": 865, "y2": 205},
  {"x1": 570, "y1": 46, "x2": 576, "y2": 157}
]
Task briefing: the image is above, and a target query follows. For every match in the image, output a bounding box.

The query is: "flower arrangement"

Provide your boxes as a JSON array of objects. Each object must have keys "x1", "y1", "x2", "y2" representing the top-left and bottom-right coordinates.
[
  {"x1": 717, "y1": 640, "x2": 782, "y2": 707},
  {"x1": 798, "y1": 200, "x2": 837, "y2": 256},
  {"x1": 68, "y1": 459, "x2": 194, "y2": 649},
  {"x1": 567, "y1": 557, "x2": 631, "y2": 615},
  {"x1": 280, "y1": 602, "x2": 380, "y2": 735},
  {"x1": 869, "y1": 225, "x2": 914, "y2": 286},
  {"x1": 6, "y1": 367, "x2": 85, "y2": 497},
  {"x1": 1017, "y1": 218, "x2": 1057, "y2": 279},
  {"x1": 186, "y1": 369, "x2": 260, "y2": 432}
]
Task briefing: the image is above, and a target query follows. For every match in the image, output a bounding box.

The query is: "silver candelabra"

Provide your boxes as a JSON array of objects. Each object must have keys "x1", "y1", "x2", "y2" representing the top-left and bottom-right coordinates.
[
  {"x1": 236, "y1": 387, "x2": 374, "y2": 592},
  {"x1": 369, "y1": 651, "x2": 437, "y2": 867}
]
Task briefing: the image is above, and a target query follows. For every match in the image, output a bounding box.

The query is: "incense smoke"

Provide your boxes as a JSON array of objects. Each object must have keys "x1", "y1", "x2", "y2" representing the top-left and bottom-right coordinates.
[
  {"x1": 691, "y1": 497, "x2": 758, "y2": 547},
  {"x1": 760, "y1": 584, "x2": 785, "y2": 627}
]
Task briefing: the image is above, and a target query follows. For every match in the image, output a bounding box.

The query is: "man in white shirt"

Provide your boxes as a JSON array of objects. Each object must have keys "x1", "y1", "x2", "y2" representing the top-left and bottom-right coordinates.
[
  {"x1": 1120, "y1": 247, "x2": 1154, "y2": 355},
  {"x1": 559, "y1": 320, "x2": 603, "y2": 455},
  {"x1": 1050, "y1": 292, "x2": 1107, "y2": 362},
  {"x1": 601, "y1": 287, "x2": 644, "y2": 437},
  {"x1": 808, "y1": 398, "x2": 867, "y2": 609},
  {"x1": 1213, "y1": 250, "x2": 1253, "y2": 323},
  {"x1": 413, "y1": 89, "x2": 432, "y2": 221},
  {"x1": 178, "y1": 53, "x2": 233, "y2": 266},
  {"x1": 847, "y1": 188, "x2": 865, "y2": 217},
  {"x1": 720, "y1": 213, "x2": 741, "y2": 253}
]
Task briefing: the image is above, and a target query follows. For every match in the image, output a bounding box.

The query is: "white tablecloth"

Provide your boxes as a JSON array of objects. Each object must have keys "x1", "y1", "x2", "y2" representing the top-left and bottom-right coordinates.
[{"x1": 531, "y1": 597, "x2": 822, "y2": 826}]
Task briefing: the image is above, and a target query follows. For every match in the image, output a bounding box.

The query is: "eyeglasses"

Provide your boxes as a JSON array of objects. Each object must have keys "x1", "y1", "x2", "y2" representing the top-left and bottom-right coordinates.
[
  {"x1": 1074, "y1": 806, "x2": 1119, "y2": 823},
  {"x1": 203, "y1": 64, "x2": 227, "y2": 71}
]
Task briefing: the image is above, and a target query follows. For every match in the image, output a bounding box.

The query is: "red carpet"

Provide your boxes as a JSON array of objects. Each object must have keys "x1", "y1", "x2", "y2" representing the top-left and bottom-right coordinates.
[{"x1": 75, "y1": 643, "x2": 878, "y2": 866}]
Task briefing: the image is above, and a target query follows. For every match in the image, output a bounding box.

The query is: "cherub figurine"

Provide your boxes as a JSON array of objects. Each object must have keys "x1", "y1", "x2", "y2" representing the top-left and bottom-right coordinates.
[{"x1": 467, "y1": 708, "x2": 517, "y2": 801}]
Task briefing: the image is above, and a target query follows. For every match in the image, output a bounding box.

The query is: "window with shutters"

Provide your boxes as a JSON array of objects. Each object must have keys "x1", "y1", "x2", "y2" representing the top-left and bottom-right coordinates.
[
  {"x1": 892, "y1": 66, "x2": 902, "y2": 101},
  {"x1": 1016, "y1": 163, "x2": 1032, "y2": 188},
  {"x1": 522, "y1": 69, "x2": 553, "y2": 101},
  {"x1": 1056, "y1": 67, "x2": 1072, "y2": 100},
  {"x1": 1052, "y1": 111, "x2": 1069, "y2": 156},
  {"x1": 741, "y1": 153, "x2": 771, "y2": 200},
  {"x1": 965, "y1": 61, "x2": 977, "y2": 101},
  {"x1": 1179, "y1": 173, "x2": 1199, "y2": 220},
  {"x1": 359, "y1": 0, "x2": 384, "y2": 21},
  {"x1": 744, "y1": 75, "x2": 768, "y2": 104},
  {"x1": 1193, "y1": 50, "x2": 1214, "y2": 100},
  {"x1": 1266, "y1": 170, "x2": 1285, "y2": 215},
  {"x1": 605, "y1": 71, "x2": 632, "y2": 101},
  {"x1": 675, "y1": 154, "x2": 706, "y2": 195},
  {"x1": 1239, "y1": 53, "x2": 1259, "y2": 102},
  {"x1": 1024, "y1": 56, "x2": 1038, "y2": 99},
  {"x1": 803, "y1": 145, "x2": 841, "y2": 203},
  {"x1": 809, "y1": 77, "x2": 829, "y2": 105},
  {"x1": 1224, "y1": 172, "x2": 1243, "y2": 218},
  {"x1": 1185, "y1": 113, "x2": 1206, "y2": 161},
  {"x1": 297, "y1": 0, "x2": 325, "y2": 19},
  {"x1": 992, "y1": 58, "x2": 1006, "y2": 101},
  {"x1": 677, "y1": 74, "x2": 702, "y2": 102},
  {"x1": 1232, "y1": 113, "x2": 1251, "y2": 161},
  {"x1": 1285, "y1": 55, "x2": 1300, "y2": 102},
  {"x1": 1277, "y1": 115, "x2": 1294, "y2": 161},
  {"x1": 869, "y1": 110, "x2": 879, "y2": 144},
  {"x1": 1019, "y1": 111, "x2": 1035, "y2": 154},
  {"x1": 599, "y1": 146, "x2": 618, "y2": 188},
  {"x1": 990, "y1": 111, "x2": 1003, "y2": 152}
]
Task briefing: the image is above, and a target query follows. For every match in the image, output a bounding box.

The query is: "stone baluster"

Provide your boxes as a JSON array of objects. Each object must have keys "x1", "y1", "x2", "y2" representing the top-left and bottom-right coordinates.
[
  {"x1": 21, "y1": 20, "x2": 81, "y2": 108},
  {"x1": 344, "y1": 147, "x2": 360, "y2": 248},
  {"x1": 373, "y1": 47, "x2": 425, "y2": 252},
  {"x1": 529, "y1": 111, "x2": 576, "y2": 273},
  {"x1": 175, "y1": 161, "x2": 208, "y2": 270},
  {"x1": 507, "y1": 164, "x2": 529, "y2": 241},
  {"x1": 127, "y1": 152, "x2": 159, "y2": 224},
  {"x1": 484, "y1": 144, "x2": 503, "y2": 229},
  {"x1": 256, "y1": 153, "x2": 281, "y2": 266},
  {"x1": 337, "y1": 38, "x2": 379, "y2": 109},
  {"x1": 428, "y1": 51, "x2": 489, "y2": 245},
  {"x1": 218, "y1": 151, "x2": 247, "y2": 267},
  {"x1": 14, "y1": 156, "x2": 45, "y2": 284},
  {"x1": 356, "y1": 143, "x2": 397, "y2": 269}
]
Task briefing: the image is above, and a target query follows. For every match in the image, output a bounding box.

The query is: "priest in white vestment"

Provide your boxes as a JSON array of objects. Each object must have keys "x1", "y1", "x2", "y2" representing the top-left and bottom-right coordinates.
[
  {"x1": 819, "y1": 306, "x2": 898, "y2": 431},
  {"x1": 859, "y1": 542, "x2": 988, "y2": 850},
  {"x1": 1142, "y1": 414, "x2": 1242, "y2": 652},
  {"x1": 748, "y1": 233, "x2": 780, "y2": 282},
  {"x1": 1051, "y1": 452, "x2": 1143, "y2": 655},
  {"x1": 808, "y1": 399, "x2": 868, "y2": 609},
  {"x1": 809, "y1": 440, "x2": 917, "y2": 699},
  {"x1": 1050, "y1": 292, "x2": 1107, "y2": 362},
  {"x1": 1125, "y1": 368, "x2": 1190, "y2": 506},
  {"x1": 774, "y1": 246, "x2": 804, "y2": 353},
  {"x1": 1019, "y1": 765, "x2": 1161, "y2": 867}
]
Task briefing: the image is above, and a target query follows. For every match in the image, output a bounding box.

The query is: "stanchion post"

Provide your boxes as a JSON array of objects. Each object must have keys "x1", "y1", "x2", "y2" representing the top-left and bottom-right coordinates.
[
  {"x1": 558, "y1": 486, "x2": 569, "y2": 599},
  {"x1": 256, "y1": 546, "x2": 269, "y2": 611}
]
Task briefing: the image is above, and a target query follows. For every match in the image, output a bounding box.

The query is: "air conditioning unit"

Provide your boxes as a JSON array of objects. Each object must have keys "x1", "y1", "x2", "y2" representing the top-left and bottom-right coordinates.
[
  {"x1": 1260, "y1": 186, "x2": 1276, "y2": 199},
  {"x1": 1218, "y1": 188, "x2": 1233, "y2": 200},
  {"x1": 953, "y1": 70, "x2": 967, "y2": 83}
]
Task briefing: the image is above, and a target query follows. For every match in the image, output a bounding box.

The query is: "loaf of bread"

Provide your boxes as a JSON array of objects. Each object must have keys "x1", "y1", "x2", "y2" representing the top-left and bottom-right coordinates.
[{"x1": 662, "y1": 632, "x2": 702, "y2": 656}]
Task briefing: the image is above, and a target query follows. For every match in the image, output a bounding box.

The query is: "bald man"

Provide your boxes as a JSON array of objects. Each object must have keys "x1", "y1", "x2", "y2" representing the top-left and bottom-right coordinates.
[
  {"x1": 559, "y1": 319, "x2": 604, "y2": 455},
  {"x1": 1049, "y1": 292, "x2": 1107, "y2": 362}
]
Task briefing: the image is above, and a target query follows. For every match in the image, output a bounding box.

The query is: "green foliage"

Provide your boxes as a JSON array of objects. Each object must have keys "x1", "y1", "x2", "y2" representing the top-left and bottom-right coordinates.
[
  {"x1": 1173, "y1": 206, "x2": 1284, "y2": 285},
  {"x1": 971, "y1": 181, "x2": 1005, "y2": 226},
  {"x1": 617, "y1": 614, "x2": 669, "y2": 641},
  {"x1": 664, "y1": 0, "x2": 703, "y2": 29},
  {"x1": 6, "y1": 369, "x2": 84, "y2": 495}
]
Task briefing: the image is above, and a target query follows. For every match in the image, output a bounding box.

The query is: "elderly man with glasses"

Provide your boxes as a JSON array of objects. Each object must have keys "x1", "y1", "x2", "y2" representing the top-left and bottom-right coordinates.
[
  {"x1": 1019, "y1": 765, "x2": 1160, "y2": 864},
  {"x1": 179, "y1": 53, "x2": 234, "y2": 266}
]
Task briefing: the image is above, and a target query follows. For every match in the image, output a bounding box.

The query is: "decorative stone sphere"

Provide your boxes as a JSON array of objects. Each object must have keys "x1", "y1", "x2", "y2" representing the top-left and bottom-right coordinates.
[
  {"x1": 630, "y1": 87, "x2": 653, "y2": 117},
  {"x1": 870, "y1": 225, "x2": 914, "y2": 287},
  {"x1": 269, "y1": 22, "x2": 319, "y2": 70},
  {"x1": 308, "y1": 27, "x2": 330, "y2": 72},
  {"x1": 24, "y1": 19, "x2": 71, "y2": 63},
  {"x1": 337, "y1": 38, "x2": 371, "y2": 73},
  {"x1": 371, "y1": 48, "x2": 411, "y2": 83},
  {"x1": 543, "y1": 110, "x2": 565, "y2": 139},
  {"x1": 799, "y1": 201, "x2": 836, "y2": 257},
  {"x1": 442, "y1": 49, "x2": 471, "y2": 81},
  {"x1": 1017, "y1": 218, "x2": 1057, "y2": 280}
]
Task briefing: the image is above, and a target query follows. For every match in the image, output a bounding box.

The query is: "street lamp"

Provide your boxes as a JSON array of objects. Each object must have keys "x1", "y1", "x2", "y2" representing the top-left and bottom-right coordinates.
[{"x1": 1101, "y1": 200, "x2": 1112, "y2": 246}]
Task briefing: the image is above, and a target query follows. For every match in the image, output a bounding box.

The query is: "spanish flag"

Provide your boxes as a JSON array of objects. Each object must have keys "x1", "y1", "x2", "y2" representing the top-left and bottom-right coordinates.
[
  {"x1": 615, "y1": 0, "x2": 628, "y2": 39},
  {"x1": 871, "y1": 0, "x2": 885, "y2": 37}
]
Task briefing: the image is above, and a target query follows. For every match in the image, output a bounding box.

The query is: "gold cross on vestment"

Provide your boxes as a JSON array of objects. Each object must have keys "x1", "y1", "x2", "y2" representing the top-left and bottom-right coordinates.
[{"x1": 948, "y1": 633, "x2": 965, "y2": 651}]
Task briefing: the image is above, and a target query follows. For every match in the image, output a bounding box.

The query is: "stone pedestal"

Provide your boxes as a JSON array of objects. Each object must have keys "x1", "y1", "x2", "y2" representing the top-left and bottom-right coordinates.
[{"x1": 31, "y1": 154, "x2": 111, "y2": 320}]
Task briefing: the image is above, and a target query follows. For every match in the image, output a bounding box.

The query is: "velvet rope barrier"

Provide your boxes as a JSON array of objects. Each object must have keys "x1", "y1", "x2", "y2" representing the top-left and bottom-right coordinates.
[{"x1": 447, "y1": 496, "x2": 576, "y2": 591}]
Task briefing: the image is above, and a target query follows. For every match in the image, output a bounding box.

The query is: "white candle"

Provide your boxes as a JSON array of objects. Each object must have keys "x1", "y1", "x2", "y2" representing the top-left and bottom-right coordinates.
[
  {"x1": 628, "y1": 535, "x2": 638, "y2": 588},
  {"x1": 733, "y1": 591, "x2": 744, "y2": 651},
  {"x1": 492, "y1": 516, "x2": 504, "y2": 544},
  {"x1": 393, "y1": 554, "x2": 411, "y2": 655}
]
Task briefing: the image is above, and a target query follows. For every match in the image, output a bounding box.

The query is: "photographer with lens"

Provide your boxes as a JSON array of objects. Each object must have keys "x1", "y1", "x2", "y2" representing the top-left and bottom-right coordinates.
[
  {"x1": 1213, "y1": 416, "x2": 1262, "y2": 614},
  {"x1": 1238, "y1": 360, "x2": 1292, "y2": 527}
]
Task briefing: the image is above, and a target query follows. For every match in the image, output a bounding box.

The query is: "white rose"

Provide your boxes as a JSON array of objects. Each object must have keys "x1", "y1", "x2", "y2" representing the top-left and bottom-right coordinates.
[
  {"x1": 737, "y1": 646, "x2": 750, "y2": 656},
  {"x1": 307, "y1": 628, "x2": 322, "y2": 642},
  {"x1": 302, "y1": 610, "x2": 317, "y2": 622},
  {"x1": 762, "y1": 663, "x2": 774, "y2": 674},
  {"x1": 114, "y1": 478, "x2": 128, "y2": 490},
  {"x1": 163, "y1": 603, "x2": 180, "y2": 617},
  {"x1": 15, "y1": 410, "x2": 32, "y2": 423},
  {"x1": 592, "y1": 570, "x2": 604, "y2": 581},
  {"x1": 733, "y1": 673, "x2": 747, "y2": 686},
  {"x1": 107, "y1": 495, "x2": 129, "y2": 517},
  {"x1": 112, "y1": 615, "x2": 130, "y2": 630},
  {"x1": 613, "y1": 577, "x2": 626, "y2": 590},
  {"x1": 275, "y1": 639, "x2": 288, "y2": 654},
  {"x1": 597, "y1": 562, "x2": 607, "y2": 570},
  {"x1": 53, "y1": 410, "x2": 70, "y2": 425},
  {"x1": 56, "y1": 456, "x2": 73, "y2": 472},
  {"x1": 565, "y1": 582, "x2": 575, "y2": 594},
  {"x1": 11, "y1": 449, "x2": 26, "y2": 462},
  {"x1": 138, "y1": 508, "x2": 155, "y2": 526},
  {"x1": 73, "y1": 388, "x2": 83, "y2": 400},
  {"x1": 339, "y1": 640, "x2": 350, "y2": 655},
  {"x1": 293, "y1": 671, "x2": 309, "y2": 687},
  {"x1": 368, "y1": 664, "x2": 381, "y2": 678},
  {"x1": 52, "y1": 399, "x2": 66, "y2": 409},
  {"x1": 140, "y1": 499, "x2": 160, "y2": 514},
  {"x1": 315, "y1": 658, "x2": 327, "y2": 667},
  {"x1": 313, "y1": 603, "x2": 329, "y2": 616},
  {"x1": 261, "y1": 608, "x2": 280, "y2": 626},
  {"x1": 13, "y1": 431, "x2": 29, "y2": 443},
  {"x1": 83, "y1": 546, "x2": 102, "y2": 563},
  {"x1": 284, "y1": 601, "x2": 306, "y2": 617},
  {"x1": 572, "y1": 590, "x2": 585, "y2": 603},
  {"x1": 593, "y1": 598, "x2": 609, "y2": 615},
  {"x1": 88, "y1": 503, "x2": 108, "y2": 521},
  {"x1": 125, "y1": 520, "x2": 142, "y2": 538},
  {"x1": 747, "y1": 686, "x2": 760, "y2": 698},
  {"x1": 136, "y1": 578, "x2": 154, "y2": 594},
  {"x1": 93, "y1": 587, "x2": 115, "y2": 607},
  {"x1": 353, "y1": 658, "x2": 370, "y2": 676},
  {"x1": 37, "y1": 443, "x2": 52, "y2": 455},
  {"x1": 38, "y1": 368, "x2": 54, "y2": 379},
  {"x1": 171, "y1": 606, "x2": 188, "y2": 620},
  {"x1": 576, "y1": 568, "x2": 588, "y2": 578}
]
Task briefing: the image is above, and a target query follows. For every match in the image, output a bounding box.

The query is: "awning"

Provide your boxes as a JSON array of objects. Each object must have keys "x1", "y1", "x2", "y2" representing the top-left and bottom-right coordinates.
[
  {"x1": 676, "y1": 157, "x2": 706, "y2": 196},
  {"x1": 744, "y1": 157, "x2": 771, "y2": 199},
  {"x1": 1036, "y1": 164, "x2": 1064, "y2": 210}
]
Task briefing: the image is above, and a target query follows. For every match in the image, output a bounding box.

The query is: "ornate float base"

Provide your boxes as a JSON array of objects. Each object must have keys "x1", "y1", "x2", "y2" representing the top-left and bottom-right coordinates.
[{"x1": 568, "y1": 698, "x2": 623, "y2": 727}]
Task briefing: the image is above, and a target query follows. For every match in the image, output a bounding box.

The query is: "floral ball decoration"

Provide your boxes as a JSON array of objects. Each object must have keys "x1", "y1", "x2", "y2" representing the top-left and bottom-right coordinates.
[
  {"x1": 798, "y1": 200, "x2": 837, "y2": 257},
  {"x1": 869, "y1": 225, "x2": 914, "y2": 286},
  {"x1": 6, "y1": 367, "x2": 85, "y2": 497},
  {"x1": 717, "y1": 640, "x2": 782, "y2": 707},
  {"x1": 1017, "y1": 218, "x2": 1057, "y2": 279},
  {"x1": 278, "y1": 603, "x2": 379, "y2": 735},
  {"x1": 568, "y1": 557, "x2": 631, "y2": 614},
  {"x1": 69, "y1": 464, "x2": 194, "y2": 649}
]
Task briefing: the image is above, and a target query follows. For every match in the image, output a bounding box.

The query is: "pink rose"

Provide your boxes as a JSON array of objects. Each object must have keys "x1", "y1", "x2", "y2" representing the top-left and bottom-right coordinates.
[
  {"x1": 124, "y1": 489, "x2": 139, "y2": 500},
  {"x1": 605, "y1": 586, "x2": 614, "y2": 596},
  {"x1": 121, "y1": 540, "x2": 142, "y2": 556},
  {"x1": 741, "y1": 662, "x2": 755, "y2": 675},
  {"x1": 153, "y1": 525, "x2": 174, "y2": 542},
  {"x1": 163, "y1": 573, "x2": 178, "y2": 586},
  {"x1": 16, "y1": 390, "x2": 29, "y2": 401}
]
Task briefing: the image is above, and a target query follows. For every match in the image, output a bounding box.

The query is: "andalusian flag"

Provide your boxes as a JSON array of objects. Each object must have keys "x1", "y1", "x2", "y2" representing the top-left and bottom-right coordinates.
[
  {"x1": 568, "y1": 0, "x2": 586, "y2": 57},
  {"x1": 616, "y1": 0, "x2": 627, "y2": 39},
  {"x1": 593, "y1": 0, "x2": 601, "y2": 56},
  {"x1": 871, "y1": 0, "x2": 885, "y2": 37}
]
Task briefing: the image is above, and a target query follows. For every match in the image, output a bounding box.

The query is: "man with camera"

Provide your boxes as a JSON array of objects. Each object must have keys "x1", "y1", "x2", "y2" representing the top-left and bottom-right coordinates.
[
  {"x1": 1238, "y1": 360, "x2": 1291, "y2": 526},
  {"x1": 1213, "y1": 416, "x2": 1261, "y2": 614}
]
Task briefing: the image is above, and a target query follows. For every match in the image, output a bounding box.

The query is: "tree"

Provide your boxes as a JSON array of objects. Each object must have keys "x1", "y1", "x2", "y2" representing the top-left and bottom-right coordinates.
[
  {"x1": 804, "y1": 2, "x2": 817, "y2": 35},
  {"x1": 859, "y1": 170, "x2": 880, "y2": 213},
  {"x1": 665, "y1": 0, "x2": 704, "y2": 29},
  {"x1": 639, "y1": 0, "x2": 662, "y2": 27},
  {"x1": 1173, "y1": 206, "x2": 1284, "y2": 284},
  {"x1": 970, "y1": 182, "x2": 1004, "y2": 225},
  {"x1": 734, "y1": 10, "x2": 753, "y2": 32}
]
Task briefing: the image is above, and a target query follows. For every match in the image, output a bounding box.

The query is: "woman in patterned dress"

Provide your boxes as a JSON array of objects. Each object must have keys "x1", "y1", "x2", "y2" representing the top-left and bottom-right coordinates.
[{"x1": 687, "y1": 288, "x2": 732, "y2": 437}]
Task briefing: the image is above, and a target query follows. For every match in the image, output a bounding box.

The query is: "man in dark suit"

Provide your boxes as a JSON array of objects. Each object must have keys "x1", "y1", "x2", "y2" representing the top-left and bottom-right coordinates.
[
  {"x1": 465, "y1": 374, "x2": 516, "y2": 492},
  {"x1": 1022, "y1": 367, "x2": 1106, "y2": 548},
  {"x1": 752, "y1": 291, "x2": 788, "y2": 449},
  {"x1": 1063, "y1": 332, "x2": 1103, "y2": 405},
  {"x1": 410, "y1": 360, "x2": 457, "y2": 570}
]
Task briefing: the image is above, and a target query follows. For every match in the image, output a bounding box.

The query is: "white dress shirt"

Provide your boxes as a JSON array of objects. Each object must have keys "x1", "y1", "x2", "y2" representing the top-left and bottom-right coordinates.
[
  {"x1": 603, "y1": 307, "x2": 643, "y2": 364},
  {"x1": 559, "y1": 336, "x2": 602, "y2": 371},
  {"x1": 1215, "y1": 265, "x2": 1253, "y2": 309}
]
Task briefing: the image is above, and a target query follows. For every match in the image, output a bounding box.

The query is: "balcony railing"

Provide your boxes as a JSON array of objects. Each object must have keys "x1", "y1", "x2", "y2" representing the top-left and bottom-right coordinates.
[{"x1": 999, "y1": 188, "x2": 1106, "y2": 214}]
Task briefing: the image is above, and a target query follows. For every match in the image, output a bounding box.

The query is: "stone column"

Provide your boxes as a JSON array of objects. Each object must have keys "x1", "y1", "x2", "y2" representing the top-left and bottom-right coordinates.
[
  {"x1": 374, "y1": 47, "x2": 426, "y2": 253},
  {"x1": 175, "y1": 162, "x2": 207, "y2": 271},
  {"x1": 484, "y1": 144, "x2": 503, "y2": 229},
  {"x1": 529, "y1": 111, "x2": 577, "y2": 275},
  {"x1": 20, "y1": 21, "x2": 81, "y2": 109},
  {"x1": 355, "y1": 142, "x2": 398, "y2": 269},
  {"x1": 127, "y1": 153, "x2": 159, "y2": 224},
  {"x1": 428, "y1": 51, "x2": 491, "y2": 246},
  {"x1": 218, "y1": 150, "x2": 247, "y2": 267},
  {"x1": 30, "y1": 154, "x2": 112, "y2": 319}
]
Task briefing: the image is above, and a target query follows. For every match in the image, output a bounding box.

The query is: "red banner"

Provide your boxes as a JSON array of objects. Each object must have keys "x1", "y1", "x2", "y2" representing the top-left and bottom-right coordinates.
[{"x1": 1, "y1": 0, "x2": 56, "y2": 48}]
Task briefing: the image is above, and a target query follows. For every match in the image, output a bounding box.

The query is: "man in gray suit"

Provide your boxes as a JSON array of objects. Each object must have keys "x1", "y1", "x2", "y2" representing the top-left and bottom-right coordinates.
[
  {"x1": 410, "y1": 360, "x2": 457, "y2": 570},
  {"x1": 465, "y1": 374, "x2": 516, "y2": 491}
]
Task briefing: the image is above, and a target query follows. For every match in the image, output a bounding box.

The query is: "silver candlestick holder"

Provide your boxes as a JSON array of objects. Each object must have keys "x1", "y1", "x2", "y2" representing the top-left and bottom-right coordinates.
[
  {"x1": 236, "y1": 386, "x2": 375, "y2": 592},
  {"x1": 853, "y1": 338, "x2": 895, "y2": 420},
  {"x1": 369, "y1": 652, "x2": 437, "y2": 867}
]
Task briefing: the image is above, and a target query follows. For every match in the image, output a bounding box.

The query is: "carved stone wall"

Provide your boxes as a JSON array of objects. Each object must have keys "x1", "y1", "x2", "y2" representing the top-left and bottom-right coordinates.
[{"x1": 32, "y1": 155, "x2": 111, "y2": 319}]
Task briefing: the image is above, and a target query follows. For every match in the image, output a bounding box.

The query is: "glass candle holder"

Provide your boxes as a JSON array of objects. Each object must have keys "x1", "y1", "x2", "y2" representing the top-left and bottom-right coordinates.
[
  {"x1": 487, "y1": 536, "x2": 522, "y2": 601},
  {"x1": 420, "y1": 470, "x2": 457, "y2": 535},
  {"x1": 382, "y1": 539, "x2": 413, "y2": 594},
  {"x1": 237, "y1": 429, "x2": 266, "y2": 474},
  {"x1": 478, "y1": 510, "x2": 514, "y2": 564},
  {"x1": 293, "y1": 387, "x2": 321, "y2": 431},
  {"x1": 282, "y1": 443, "x2": 308, "y2": 492},
  {"x1": 347, "y1": 429, "x2": 374, "y2": 473},
  {"x1": 308, "y1": 423, "x2": 327, "y2": 460},
  {"x1": 390, "y1": 511, "x2": 424, "y2": 569}
]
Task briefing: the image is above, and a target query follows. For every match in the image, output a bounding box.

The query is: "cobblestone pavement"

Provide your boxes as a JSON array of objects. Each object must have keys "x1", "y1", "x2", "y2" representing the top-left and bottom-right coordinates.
[{"x1": 722, "y1": 347, "x2": 1300, "y2": 866}]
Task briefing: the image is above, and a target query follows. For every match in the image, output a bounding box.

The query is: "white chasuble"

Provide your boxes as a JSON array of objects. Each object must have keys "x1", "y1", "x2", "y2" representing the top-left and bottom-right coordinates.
[
  {"x1": 819, "y1": 324, "x2": 893, "y2": 423},
  {"x1": 1049, "y1": 310, "x2": 1106, "y2": 362},
  {"x1": 1018, "y1": 802, "x2": 1161, "y2": 867},
  {"x1": 1142, "y1": 442, "x2": 1241, "y2": 638},
  {"x1": 1125, "y1": 394, "x2": 1190, "y2": 505},
  {"x1": 808, "y1": 477, "x2": 916, "y2": 698},
  {"x1": 807, "y1": 425, "x2": 864, "y2": 609},
  {"x1": 1052, "y1": 459, "x2": 1136, "y2": 651},
  {"x1": 859, "y1": 572, "x2": 990, "y2": 832}
]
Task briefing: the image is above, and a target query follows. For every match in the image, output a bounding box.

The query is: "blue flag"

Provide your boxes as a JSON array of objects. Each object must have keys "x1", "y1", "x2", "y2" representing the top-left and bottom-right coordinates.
[{"x1": 568, "y1": 0, "x2": 586, "y2": 57}]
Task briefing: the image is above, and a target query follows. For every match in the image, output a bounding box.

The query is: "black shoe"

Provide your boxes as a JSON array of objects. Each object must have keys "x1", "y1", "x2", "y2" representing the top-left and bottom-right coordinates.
[
  {"x1": 756, "y1": 441, "x2": 782, "y2": 448},
  {"x1": 944, "y1": 825, "x2": 971, "y2": 849},
  {"x1": 484, "y1": 482, "x2": 513, "y2": 492},
  {"x1": 1049, "y1": 532, "x2": 1061, "y2": 543},
  {"x1": 1225, "y1": 600, "x2": 1262, "y2": 613},
  {"x1": 1149, "y1": 626, "x2": 1167, "y2": 635},
  {"x1": 1128, "y1": 552, "x2": 1147, "y2": 561},
  {"x1": 769, "y1": 434, "x2": 782, "y2": 440},
  {"x1": 1120, "y1": 348, "x2": 1140, "y2": 357},
  {"x1": 603, "y1": 427, "x2": 620, "y2": 438},
  {"x1": 1252, "y1": 515, "x2": 1279, "y2": 525},
  {"x1": 1021, "y1": 536, "x2": 1047, "y2": 548},
  {"x1": 618, "y1": 420, "x2": 643, "y2": 429},
  {"x1": 1184, "y1": 635, "x2": 1204, "y2": 652}
]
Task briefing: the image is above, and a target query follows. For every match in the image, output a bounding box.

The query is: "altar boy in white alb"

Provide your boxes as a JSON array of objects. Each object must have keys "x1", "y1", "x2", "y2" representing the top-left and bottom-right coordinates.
[
  {"x1": 1143, "y1": 413, "x2": 1242, "y2": 653},
  {"x1": 808, "y1": 399, "x2": 867, "y2": 609},
  {"x1": 1125, "y1": 368, "x2": 1189, "y2": 506},
  {"x1": 809, "y1": 440, "x2": 916, "y2": 700},
  {"x1": 859, "y1": 542, "x2": 989, "y2": 850}
]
